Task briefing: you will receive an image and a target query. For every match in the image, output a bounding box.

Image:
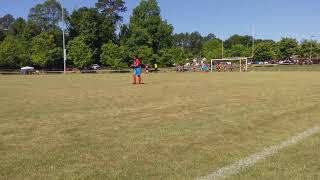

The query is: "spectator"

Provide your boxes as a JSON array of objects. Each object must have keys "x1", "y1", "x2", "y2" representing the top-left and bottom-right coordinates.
[{"x1": 154, "y1": 63, "x2": 158, "y2": 72}]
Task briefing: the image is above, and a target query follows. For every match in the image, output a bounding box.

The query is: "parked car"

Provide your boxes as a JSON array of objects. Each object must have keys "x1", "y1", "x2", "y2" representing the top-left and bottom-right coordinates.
[
  {"x1": 282, "y1": 60, "x2": 294, "y2": 65},
  {"x1": 80, "y1": 67, "x2": 96, "y2": 73},
  {"x1": 66, "y1": 67, "x2": 74, "y2": 71},
  {"x1": 90, "y1": 64, "x2": 101, "y2": 70}
]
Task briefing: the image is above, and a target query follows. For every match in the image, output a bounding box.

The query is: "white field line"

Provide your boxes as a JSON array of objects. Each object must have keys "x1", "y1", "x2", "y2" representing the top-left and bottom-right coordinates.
[{"x1": 197, "y1": 126, "x2": 320, "y2": 180}]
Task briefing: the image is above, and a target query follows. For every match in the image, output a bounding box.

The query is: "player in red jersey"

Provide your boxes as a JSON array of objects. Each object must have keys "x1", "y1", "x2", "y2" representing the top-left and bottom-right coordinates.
[{"x1": 131, "y1": 57, "x2": 142, "y2": 84}]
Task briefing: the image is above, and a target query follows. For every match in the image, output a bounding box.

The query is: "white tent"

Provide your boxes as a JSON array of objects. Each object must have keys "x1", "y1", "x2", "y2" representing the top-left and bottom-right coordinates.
[{"x1": 21, "y1": 66, "x2": 34, "y2": 70}]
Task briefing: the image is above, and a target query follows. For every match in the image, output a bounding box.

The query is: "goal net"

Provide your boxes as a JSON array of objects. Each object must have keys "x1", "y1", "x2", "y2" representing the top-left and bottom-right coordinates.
[{"x1": 211, "y1": 58, "x2": 249, "y2": 72}]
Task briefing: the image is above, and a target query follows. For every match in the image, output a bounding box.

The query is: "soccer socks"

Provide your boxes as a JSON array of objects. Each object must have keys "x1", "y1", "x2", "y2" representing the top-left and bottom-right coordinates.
[
  {"x1": 133, "y1": 76, "x2": 141, "y2": 84},
  {"x1": 133, "y1": 76, "x2": 137, "y2": 84}
]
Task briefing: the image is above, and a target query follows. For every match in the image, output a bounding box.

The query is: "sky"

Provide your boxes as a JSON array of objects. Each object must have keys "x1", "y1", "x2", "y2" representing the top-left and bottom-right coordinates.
[{"x1": 0, "y1": 0, "x2": 320, "y2": 41}]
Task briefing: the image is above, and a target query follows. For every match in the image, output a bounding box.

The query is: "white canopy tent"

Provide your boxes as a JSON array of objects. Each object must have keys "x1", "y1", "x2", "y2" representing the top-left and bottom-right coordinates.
[{"x1": 21, "y1": 66, "x2": 34, "y2": 70}]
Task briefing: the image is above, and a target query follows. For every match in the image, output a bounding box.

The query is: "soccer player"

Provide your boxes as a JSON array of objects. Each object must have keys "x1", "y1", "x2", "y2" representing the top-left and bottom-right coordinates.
[
  {"x1": 216, "y1": 63, "x2": 221, "y2": 72},
  {"x1": 131, "y1": 57, "x2": 142, "y2": 84},
  {"x1": 230, "y1": 63, "x2": 234, "y2": 72}
]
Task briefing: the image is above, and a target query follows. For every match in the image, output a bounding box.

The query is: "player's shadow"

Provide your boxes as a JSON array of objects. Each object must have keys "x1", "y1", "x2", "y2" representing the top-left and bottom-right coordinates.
[{"x1": 133, "y1": 83, "x2": 146, "y2": 85}]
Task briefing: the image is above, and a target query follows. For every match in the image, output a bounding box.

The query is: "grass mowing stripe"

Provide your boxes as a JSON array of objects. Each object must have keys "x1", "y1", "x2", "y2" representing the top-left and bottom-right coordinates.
[{"x1": 197, "y1": 126, "x2": 320, "y2": 180}]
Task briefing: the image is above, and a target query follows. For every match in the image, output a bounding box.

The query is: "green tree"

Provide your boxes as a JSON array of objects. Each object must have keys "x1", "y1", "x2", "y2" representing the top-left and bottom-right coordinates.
[
  {"x1": 298, "y1": 40, "x2": 318, "y2": 59},
  {"x1": 173, "y1": 32, "x2": 204, "y2": 57},
  {"x1": 119, "y1": 24, "x2": 130, "y2": 45},
  {"x1": 226, "y1": 44, "x2": 250, "y2": 57},
  {"x1": 254, "y1": 42, "x2": 276, "y2": 61},
  {"x1": 69, "y1": 7, "x2": 116, "y2": 61},
  {"x1": 277, "y1": 37, "x2": 299, "y2": 60},
  {"x1": 159, "y1": 48, "x2": 174, "y2": 67},
  {"x1": 8, "y1": 18, "x2": 26, "y2": 36},
  {"x1": 132, "y1": 46, "x2": 154, "y2": 65},
  {"x1": 0, "y1": 37, "x2": 18, "y2": 67},
  {"x1": 313, "y1": 43, "x2": 320, "y2": 59},
  {"x1": 0, "y1": 30, "x2": 5, "y2": 42},
  {"x1": 0, "y1": 14, "x2": 15, "y2": 30},
  {"x1": 173, "y1": 33, "x2": 189, "y2": 48},
  {"x1": 188, "y1": 32, "x2": 203, "y2": 56},
  {"x1": 202, "y1": 39, "x2": 223, "y2": 59},
  {"x1": 126, "y1": 0, "x2": 174, "y2": 54},
  {"x1": 0, "y1": 36, "x2": 30, "y2": 67},
  {"x1": 95, "y1": 0, "x2": 127, "y2": 25},
  {"x1": 68, "y1": 36, "x2": 93, "y2": 69},
  {"x1": 0, "y1": 14, "x2": 15, "y2": 42},
  {"x1": 31, "y1": 32, "x2": 61, "y2": 68},
  {"x1": 19, "y1": 20, "x2": 42, "y2": 41},
  {"x1": 7, "y1": 18, "x2": 41, "y2": 45},
  {"x1": 224, "y1": 34, "x2": 253, "y2": 49},
  {"x1": 255, "y1": 39, "x2": 275, "y2": 45},
  {"x1": 171, "y1": 48, "x2": 186, "y2": 65},
  {"x1": 0, "y1": 18, "x2": 36, "y2": 68},
  {"x1": 203, "y1": 33, "x2": 217, "y2": 42},
  {"x1": 101, "y1": 42, "x2": 128, "y2": 68},
  {"x1": 28, "y1": 0, "x2": 67, "y2": 31}
]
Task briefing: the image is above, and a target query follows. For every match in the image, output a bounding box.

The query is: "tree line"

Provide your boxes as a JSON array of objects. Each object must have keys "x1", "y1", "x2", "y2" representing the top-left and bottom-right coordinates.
[{"x1": 0, "y1": 0, "x2": 319, "y2": 69}]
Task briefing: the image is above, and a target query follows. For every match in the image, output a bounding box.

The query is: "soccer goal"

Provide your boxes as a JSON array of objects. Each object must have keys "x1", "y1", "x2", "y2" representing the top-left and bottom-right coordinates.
[{"x1": 211, "y1": 57, "x2": 249, "y2": 72}]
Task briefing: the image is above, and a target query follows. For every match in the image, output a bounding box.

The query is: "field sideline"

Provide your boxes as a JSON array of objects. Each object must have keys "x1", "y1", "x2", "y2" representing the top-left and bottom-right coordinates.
[{"x1": 0, "y1": 72, "x2": 320, "y2": 179}]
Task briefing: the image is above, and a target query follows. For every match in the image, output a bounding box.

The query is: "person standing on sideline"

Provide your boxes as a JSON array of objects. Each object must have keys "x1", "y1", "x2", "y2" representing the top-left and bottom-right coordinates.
[
  {"x1": 145, "y1": 64, "x2": 149, "y2": 74},
  {"x1": 154, "y1": 63, "x2": 158, "y2": 72},
  {"x1": 131, "y1": 57, "x2": 142, "y2": 84}
]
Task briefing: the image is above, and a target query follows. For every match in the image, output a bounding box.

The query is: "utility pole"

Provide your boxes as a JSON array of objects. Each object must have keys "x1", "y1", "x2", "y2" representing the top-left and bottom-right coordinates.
[
  {"x1": 252, "y1": 27, "x2": 255, "y2": 58},
  {"x1": 252, "y1": 37, "x2": 255, "y2": 58},
  {"x1": 61, "y1": 1, "x2": 67, "y2": 74}
]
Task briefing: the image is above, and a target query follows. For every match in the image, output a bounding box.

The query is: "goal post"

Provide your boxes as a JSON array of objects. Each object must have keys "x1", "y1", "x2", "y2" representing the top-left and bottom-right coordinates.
[{"x1": 211, "y1": 57, "x2": 248, "y2": 72}]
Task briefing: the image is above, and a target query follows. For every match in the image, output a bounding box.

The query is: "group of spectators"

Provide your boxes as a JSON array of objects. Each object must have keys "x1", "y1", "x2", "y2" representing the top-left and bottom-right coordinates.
[
  {"x1": 176, "y1": 63, "x2": 210, "y2": 72},
  {"x1": 144, "y1": 64, "x2": 158, "y2": 74}
]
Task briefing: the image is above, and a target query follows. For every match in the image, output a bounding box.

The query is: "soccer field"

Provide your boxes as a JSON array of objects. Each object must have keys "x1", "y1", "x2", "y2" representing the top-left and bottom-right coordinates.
[
  {"x1": 0, "y1": 72, "x2": 320, "y2": 179},
  {"x1": 250, "y1": 64, "x2": 320, "y2": 72}
]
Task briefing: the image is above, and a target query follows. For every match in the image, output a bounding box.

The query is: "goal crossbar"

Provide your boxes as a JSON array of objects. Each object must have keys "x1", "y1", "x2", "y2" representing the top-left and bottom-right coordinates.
[{"x1": 211, "y1": 57, "x2": 248, "y2": 72}]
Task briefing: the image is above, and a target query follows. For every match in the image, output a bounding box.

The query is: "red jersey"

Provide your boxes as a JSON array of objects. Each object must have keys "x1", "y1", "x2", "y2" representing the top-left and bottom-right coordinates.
[{"x1": 134, "y1": 58, "x2": 141, "y2": 68}]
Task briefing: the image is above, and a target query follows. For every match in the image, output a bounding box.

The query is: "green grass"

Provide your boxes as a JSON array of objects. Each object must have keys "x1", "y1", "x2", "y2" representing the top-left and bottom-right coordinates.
[
  {"x1": 250, "y1": 64, "x2": 320, "y2": 71},
  {"x1": 228, "y1": 134, "x2": 320, "y2": 180},
  {"x1": 0, "y1": 72, "x2": 320, "y2": 179}
]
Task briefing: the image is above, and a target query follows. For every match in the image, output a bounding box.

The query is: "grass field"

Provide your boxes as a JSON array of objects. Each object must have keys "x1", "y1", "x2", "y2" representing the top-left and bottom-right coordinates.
[
  {"x1": 0, "y1": 72, "x2": 320, "y2": 179},
  {"x1": 228, "y1": 133, "x2": 320, "y2": 180},
  {"x1": 250, "y1": 64, "x2": 320, "y2": 72}
]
